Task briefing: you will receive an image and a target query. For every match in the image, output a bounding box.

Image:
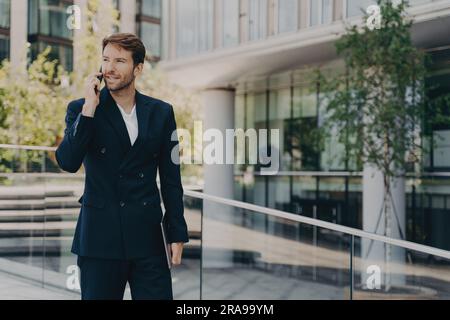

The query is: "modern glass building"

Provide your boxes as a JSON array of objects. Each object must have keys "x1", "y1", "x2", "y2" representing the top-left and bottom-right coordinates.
[
  {"x1": 28, "y1": 0, "x2": 74, "y2": 71},
  {"x1": 159, "y1": 0, "x2": 450, "y2": 252},
  {"x1": 6, "y1": 0, "x2": 163, "y2": 71},
  {"x1": 0, "y1": 0, "x2": 10, "y2": 62},
  {"x1": 136, "y1": 0, "x2": 162, "y2": 61}
]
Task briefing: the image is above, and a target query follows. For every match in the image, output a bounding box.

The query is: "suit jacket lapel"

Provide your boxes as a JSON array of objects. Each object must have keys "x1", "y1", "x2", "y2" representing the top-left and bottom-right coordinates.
[
  {"x1": 97, "y1": 88, "x2": 155, "y2": 170},
  {"x1": 118, "y1": 90, "x2": 154, "y2": 170},
  {"x1": 98, "y1": 88, "x2": 132, "y2": 156}
]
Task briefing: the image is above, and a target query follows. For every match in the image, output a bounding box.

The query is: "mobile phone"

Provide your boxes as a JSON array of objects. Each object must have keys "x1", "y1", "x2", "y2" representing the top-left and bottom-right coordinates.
[
  {"x1": 95, "y1": 66, "x2": 103, "y2": 94},
  {"x1": 97, "y1": 66, "x2": 103, "y2": 82}
]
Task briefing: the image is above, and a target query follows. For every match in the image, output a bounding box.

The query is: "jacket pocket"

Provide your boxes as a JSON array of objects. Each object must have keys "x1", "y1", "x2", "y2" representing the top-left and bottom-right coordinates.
[
  {"x1": 141, "y1": 193, "x2": 161, "y2": 208},
  {"x1": 81, "y1": 192, "x2": 106, "y2": 209}
]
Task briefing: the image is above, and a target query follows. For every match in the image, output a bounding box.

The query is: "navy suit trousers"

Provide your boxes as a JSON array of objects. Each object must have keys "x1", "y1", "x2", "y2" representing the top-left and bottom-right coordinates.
[{"x1": 77, "y1": 254, "x2": 173, "y2": 300}]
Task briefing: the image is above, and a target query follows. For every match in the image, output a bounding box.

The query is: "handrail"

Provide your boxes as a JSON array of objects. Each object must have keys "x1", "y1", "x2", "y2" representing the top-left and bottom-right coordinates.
[
  {"x1": 1, "y1": 144, "x2": 449, "y2": 260},
  {"x1": 1, "y1": 145, "x2": 450, "y2": 177},
  {"x1": 0, "y1": 144, "x2": 57, "y2": 152},
  {"x1": 184, "y1": 189, "x2": 450, "y2": 260}
]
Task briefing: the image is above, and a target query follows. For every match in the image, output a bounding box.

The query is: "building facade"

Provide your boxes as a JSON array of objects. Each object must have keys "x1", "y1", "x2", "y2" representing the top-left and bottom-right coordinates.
[
  {"x1": 2, "y1": 0, "x2": 163, "y2": 70},
  {"x1": 158, "y1": 0, "x2": 450, "y2": 252}
]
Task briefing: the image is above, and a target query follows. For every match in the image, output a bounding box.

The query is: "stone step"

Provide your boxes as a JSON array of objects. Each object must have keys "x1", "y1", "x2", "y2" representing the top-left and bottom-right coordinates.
[
  {"x1": 0, "y1": 208, "x2": 79, "y2": 223},
  {"x1": 0, "y1": 186, "x2": 82, "y2": 200},
  {"x1": 0, "y1": 221, "x2": 76, "y2": 238},
  {"x1": 0, "y1": 196, "x2": 81, "y2": 210}
]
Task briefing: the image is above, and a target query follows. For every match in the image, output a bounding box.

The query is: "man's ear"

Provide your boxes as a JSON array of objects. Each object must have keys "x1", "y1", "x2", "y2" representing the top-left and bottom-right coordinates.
[{"x1": 134, "y1": 63, "x2": 144, "y2": 77}]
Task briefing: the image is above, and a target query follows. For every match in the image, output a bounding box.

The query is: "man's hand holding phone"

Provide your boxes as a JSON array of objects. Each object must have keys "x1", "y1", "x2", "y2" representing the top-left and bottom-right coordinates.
[{"x1": 82, "y1": 70, "x2": 103, "y2": 118}]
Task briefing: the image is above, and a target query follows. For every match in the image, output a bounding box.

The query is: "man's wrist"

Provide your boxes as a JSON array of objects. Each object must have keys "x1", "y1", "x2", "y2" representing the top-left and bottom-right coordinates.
[{"x1": 82, "y1": 104, "x2": 96, "y2": 117}]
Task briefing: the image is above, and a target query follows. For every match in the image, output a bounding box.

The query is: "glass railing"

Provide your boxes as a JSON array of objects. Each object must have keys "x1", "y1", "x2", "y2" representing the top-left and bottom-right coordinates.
[
  {"x1": 0, "y1": 145, "x2": 449, "y2": 299},
  {"x1": 193, "y1": 191, "x2": 450, "y2": 299}
]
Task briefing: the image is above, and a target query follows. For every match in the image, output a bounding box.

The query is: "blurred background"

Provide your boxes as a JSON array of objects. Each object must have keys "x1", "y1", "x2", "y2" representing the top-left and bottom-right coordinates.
[{"x1": 0, "y1": 0, "x2": 449, "y2": 300}]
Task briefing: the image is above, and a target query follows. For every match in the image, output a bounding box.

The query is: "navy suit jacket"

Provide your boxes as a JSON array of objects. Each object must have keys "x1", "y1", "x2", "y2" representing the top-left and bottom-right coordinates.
[{"x1": 56, "y1": 87, "x2": 189, "y2": 259}]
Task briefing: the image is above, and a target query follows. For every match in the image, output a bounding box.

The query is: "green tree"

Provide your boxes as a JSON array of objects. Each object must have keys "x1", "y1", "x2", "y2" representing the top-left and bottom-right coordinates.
[
  {"x1": 319, "y1": 0, "x2": 450, "y2": 290},
  {"x1": 0, "y1": 48, "x2": 72, "y2": 172}
]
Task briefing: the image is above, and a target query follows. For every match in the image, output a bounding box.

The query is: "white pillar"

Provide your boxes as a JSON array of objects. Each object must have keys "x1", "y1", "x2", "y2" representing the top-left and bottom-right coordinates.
[
  {"x1": 119, "y1": 0, "x2": 136, "y2": 33},
  {"x1": 201, "y1": 88, "x2": 235, "y2": 268},
  {"x1": 10, "y1": 0, "x2": 28, "y2": 71},
  {"x1": 362, "y1": 165, "x2": 406, "y2": 290}
]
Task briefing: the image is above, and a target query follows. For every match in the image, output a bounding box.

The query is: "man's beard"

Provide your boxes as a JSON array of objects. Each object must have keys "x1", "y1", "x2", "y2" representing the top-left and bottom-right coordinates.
[{"x1": 106, "y1": 72, "x2": 135, "y2": 92}]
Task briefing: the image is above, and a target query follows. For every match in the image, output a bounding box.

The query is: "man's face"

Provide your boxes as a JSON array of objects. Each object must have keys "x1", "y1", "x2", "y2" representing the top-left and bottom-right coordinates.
[{"x1": 102, "y1": 43, "x2": 141, "y2": 92}]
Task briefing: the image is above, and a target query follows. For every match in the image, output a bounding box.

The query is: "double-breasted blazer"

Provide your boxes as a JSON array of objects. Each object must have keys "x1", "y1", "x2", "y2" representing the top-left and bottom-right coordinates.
[{"x1": 56, "y1": 87, "x2": 189, "y2": 259}]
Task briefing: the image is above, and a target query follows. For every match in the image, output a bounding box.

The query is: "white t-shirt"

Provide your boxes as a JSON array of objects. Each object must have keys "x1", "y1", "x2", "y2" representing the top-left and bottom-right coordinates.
[{"x1": 116, "y1": 103, "x2": 138, "y2": 146}]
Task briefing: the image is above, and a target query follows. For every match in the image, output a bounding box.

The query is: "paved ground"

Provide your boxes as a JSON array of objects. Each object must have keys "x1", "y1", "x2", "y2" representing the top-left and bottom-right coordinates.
[{"x1": 0, "y1": 258, "x2": 346, "y2": 300}]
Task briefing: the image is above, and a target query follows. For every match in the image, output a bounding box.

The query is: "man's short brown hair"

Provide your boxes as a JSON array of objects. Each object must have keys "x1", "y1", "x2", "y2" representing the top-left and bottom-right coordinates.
[{"x1": 102, "y1": 33, "x2": 146, "y2": 66}]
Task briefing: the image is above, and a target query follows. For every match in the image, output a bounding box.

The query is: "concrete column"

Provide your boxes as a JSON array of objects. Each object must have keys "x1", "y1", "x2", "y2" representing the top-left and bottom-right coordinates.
[
  {"x1": 268, "y1": 0, "x2": 277, "y2": 36},
  {"x1": 161, "y1": 0, "x2": 170, "y2": 60},
  {"x1": 119, "y1": 0, "x2": 136, "y2": 33},
  {"x1": 10, "y1": 0, "x2": 28, "y2": 71},
  {"x1": 362, "y1": 164, "x2": 406, "y2": 290},
  {"x1": 214, "y1": 0, "x2": 223, "y2": 49},
  {"x1": 168, "y1": 0, "x2": 177, "y2": 59},
  {"x1": 201, "y1": 89, "x2": 235, "y2": 268}
]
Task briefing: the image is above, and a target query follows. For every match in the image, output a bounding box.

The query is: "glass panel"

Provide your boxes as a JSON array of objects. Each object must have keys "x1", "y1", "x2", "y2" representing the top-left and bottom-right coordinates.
[
  {"x1": 267, "y1": 176, "x2": 290, "y2": 210},
  {"x1": 278, "y1": 0, "x2": 298, "y2": 33},
  {"x1": 292, "y1": 85, "x2": 319, "y2": 171},
  {"x1": 310, "y1": 0, "x2": 319, "y2": 26},
  {"x1": 0, "y1": 34, "x2": 9, "y2": 62},
  {"x1": 42, "y1": 173, "x2": 84, "y2": 298},
  {"x1": 171, "y1": 194, "x2": 201, "y2": 299},
  {"x1": 431, "y1": 102, "x2": 450, "y2": 167},
  {"x1": 322, "y1": 0, "x2": 333, "y2": 24},
  {"x1": 223, "y1": 0, "x2": 239, "y2": 47},
  {"x1": 269, "y1": 88, "x2": 291, "y2": 171},
  {"x1": 354, "y1": 237, "x2": 450, "y2": 299},
  {"x1": 200, "y1": 198, "x2": 351, "y2": 299},
  {"x1": 0, "y1": 0, "x2": 10, "y2": 28},
  {"x1": 140, "y1": 21, "x2": 161, "y2": 58},
  {"x1": 408, "y1": 176, "x2": 450, "y2": 251},
  {"x1": 246, "y1": 91, "x2": 267, "y2": 172},
  {"x1": 28, "y1": 0, "x2": 39, "y2": 35},
  {"x1": 140, "y1": 0, "x2": 161, "y2": 18},
  {"x1": 35, "y1": 0, "x2": 73, "y2": 39},
  {"x1": 248, "y1": 0, "x2": 268, "y2": 41},
  {"x1": 176, "y1": 0, "x2": 213, "y2": 57}
]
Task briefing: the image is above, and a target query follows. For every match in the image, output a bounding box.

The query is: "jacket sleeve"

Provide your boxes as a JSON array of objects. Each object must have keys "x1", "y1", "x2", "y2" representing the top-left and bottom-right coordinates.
[
  {"x1": 55, "y1": 100, "x2": 95, "y2": 173},
  {"x1": 158, "y1": 104, "x2": 189, "y2": 244}
]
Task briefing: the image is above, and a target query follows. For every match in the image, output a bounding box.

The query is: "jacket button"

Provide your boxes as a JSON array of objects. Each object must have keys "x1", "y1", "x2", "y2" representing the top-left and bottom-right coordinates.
[
  {"x1": 143, "y1": 201, "x2": 147, "y2": 206},
  {"x1": 100, "y1": 147, "x2": 106, "y2": 154},
  {"x1": 139, "y1": 172, "x2": 144, "y2": 178},
  {"x1": 119, "y1": 201, "x2": 125, "y2": 207},
  {"x1": 119, "y1": 174, "x2": 123, "y2": 179}
]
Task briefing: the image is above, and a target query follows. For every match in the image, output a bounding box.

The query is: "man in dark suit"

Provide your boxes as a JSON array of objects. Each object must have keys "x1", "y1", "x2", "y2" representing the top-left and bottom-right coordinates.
[{"x1": 55, "y1": 33, "x2": 189, "y2": 300}]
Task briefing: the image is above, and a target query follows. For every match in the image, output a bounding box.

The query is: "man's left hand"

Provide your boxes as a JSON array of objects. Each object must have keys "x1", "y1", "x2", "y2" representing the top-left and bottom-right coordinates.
[{"x1": 170, "y1": 242, "x2": 184, "y2": 266}]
